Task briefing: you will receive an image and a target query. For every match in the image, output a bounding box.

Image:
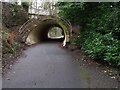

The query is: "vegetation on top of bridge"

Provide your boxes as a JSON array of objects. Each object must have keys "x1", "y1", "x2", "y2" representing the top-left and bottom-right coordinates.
[{"x1": 55, "y1": 2, "x2": 120, "y2": 67}]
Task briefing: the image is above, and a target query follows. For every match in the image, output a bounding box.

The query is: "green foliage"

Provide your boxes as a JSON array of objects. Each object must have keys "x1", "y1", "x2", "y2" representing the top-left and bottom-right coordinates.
[
  {"x1": 80, "y1": 32, "x2": 120, "y2": 66},
  {"x1": 2, "y1": 30, "x2": 21, "y2": 54},
  {"x1": 56, "y1": 2, "x2": 120, "y2": 67},
  {"x1": 11, "y1": 42, "x2": 21, "y2": 54},
  {"x1": 21, "y1": 2, "x2": 29, "y2": 12},
  {"x1": 56, "y1": 2, "x2": 85, "y2": 25}
]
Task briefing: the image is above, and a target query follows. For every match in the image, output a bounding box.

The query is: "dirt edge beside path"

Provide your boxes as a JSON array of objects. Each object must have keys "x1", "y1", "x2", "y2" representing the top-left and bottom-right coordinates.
[{"x1": 60, "y1": 44, "x2": 120, "y2": 88}]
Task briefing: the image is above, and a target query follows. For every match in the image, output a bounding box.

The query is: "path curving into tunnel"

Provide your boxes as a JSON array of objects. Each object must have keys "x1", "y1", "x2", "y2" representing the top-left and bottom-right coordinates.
[{"x1": 18, "y1": 16, "x2": 71, "y2": 46}]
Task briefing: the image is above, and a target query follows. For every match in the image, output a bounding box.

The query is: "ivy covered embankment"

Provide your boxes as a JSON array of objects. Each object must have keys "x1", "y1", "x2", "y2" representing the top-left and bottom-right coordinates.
[{"x1": 56, "y1": 2, "x2": 120, "y2": 67}]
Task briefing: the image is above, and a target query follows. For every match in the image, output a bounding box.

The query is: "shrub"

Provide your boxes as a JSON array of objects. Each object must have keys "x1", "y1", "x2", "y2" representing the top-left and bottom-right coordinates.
[
  {"x1": 56, "y1": 2, "x2": 120, "y2": 67},
  {"x1": 80, "y1": 32, "x2": 120, "y2": 66}
]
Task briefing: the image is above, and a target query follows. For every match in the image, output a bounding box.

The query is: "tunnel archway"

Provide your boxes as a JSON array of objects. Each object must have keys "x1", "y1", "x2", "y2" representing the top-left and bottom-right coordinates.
[{"x1": 18, "y1": 16, "x2": 71, "y2": 46}]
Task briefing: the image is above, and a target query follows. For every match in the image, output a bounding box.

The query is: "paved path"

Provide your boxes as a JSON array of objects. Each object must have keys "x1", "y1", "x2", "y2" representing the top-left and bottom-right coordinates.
[{"x1": 3, "y1": 43, "x2": 118, "y2": 88}]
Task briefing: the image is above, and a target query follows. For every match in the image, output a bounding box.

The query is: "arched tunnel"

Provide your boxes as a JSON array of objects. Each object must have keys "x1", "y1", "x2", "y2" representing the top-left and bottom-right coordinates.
[
  {"x1": 36, "y1": 20, "x2": 65, "y2": 41},
  {"x1": 21, "y1": 17, "x2": 70, "y2": 46}
]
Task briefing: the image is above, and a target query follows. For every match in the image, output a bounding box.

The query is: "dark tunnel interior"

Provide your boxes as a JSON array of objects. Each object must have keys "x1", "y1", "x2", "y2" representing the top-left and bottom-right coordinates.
[
  {"x1": 36, "y1": 21, "x2": 65, "y2": 42},
  {"x1": 25, "y1": 20, "x2": 67, "y2": 45}
]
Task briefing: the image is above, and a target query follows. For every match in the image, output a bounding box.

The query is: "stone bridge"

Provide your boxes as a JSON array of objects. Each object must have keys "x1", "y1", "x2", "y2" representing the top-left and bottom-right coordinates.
[{"x1": 17, "y1": 15, "x2": 72, "y2": 46}]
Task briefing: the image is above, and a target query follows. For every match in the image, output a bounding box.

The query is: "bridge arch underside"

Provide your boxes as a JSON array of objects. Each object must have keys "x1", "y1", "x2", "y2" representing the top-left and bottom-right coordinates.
[{"x1": 25, "y1": 19, "x2": 69, "y2": 45}]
